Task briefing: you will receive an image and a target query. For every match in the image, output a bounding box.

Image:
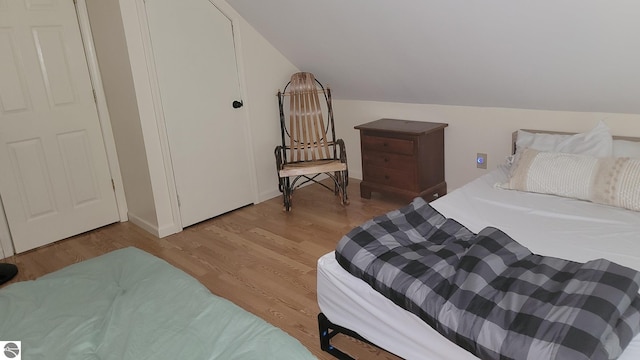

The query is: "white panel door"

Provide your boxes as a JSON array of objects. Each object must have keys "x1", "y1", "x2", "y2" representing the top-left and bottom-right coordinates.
[
  {"x1": 145, "y1": 0, "x2": 253, "y2": 227},
  {"x1": 0, "y1": 0, "x2": 119, "y2": 252}
]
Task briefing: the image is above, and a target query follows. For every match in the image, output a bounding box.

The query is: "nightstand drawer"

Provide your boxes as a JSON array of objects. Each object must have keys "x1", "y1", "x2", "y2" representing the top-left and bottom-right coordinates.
[
  {"x1": 362, "y1": 152, "x2": 415, "y2": 171},
  {"x1": 361, "y1": 135, "x2": 414, "y2": 155},
  {"x1": 363, "y1": 166, "x2": 416, "y2": 190}
]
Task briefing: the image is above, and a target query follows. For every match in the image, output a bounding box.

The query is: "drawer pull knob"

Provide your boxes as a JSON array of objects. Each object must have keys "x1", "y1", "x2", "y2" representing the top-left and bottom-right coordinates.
[
  {"x1": 433, "y1": 193, "x2": 439, "y2": 198},
  {"x1": 383, "y1": 142, "x2": 388, "y2": 147},
  {"x1": 384, "y1": 157, "x2": 389, "y2": 162},
  {"x1": 384, "y1": 175, "x2": 390, "y2": 180}
]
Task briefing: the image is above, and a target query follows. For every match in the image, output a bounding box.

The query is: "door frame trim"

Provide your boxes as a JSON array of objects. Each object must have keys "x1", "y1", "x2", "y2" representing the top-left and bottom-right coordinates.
[
  {"x1": 222, "y1": 2, "x2": 260, "y2": 208},
  {"x1": 135, "y1": 0, "x2": 182, "y2": 231},
  {"x1": 76, "y1": 0, "x2": 128, "y2": 223},
  {"x1": 0, "y1": 200, "x2": 10, "y2": 259},
  {"x1": 136, "y1": 0, "x2": 259, "y2": 231},
  {"x1": 0, "y1": 0, "x2": 128, "y2": 259}
]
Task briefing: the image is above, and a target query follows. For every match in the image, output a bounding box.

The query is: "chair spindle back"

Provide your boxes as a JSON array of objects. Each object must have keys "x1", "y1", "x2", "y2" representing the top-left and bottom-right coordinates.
[{"x1": 280, "y1": 72, "x2": 334, "y2": 163}]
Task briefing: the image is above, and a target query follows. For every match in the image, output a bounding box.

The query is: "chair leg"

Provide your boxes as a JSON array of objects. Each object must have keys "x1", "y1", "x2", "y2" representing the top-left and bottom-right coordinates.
[
  {"x1": 283, "y1": 177, "x2": 292, "y2": 211},
  {"x1": 340, "y1": 170, "x2": 349, "y2": 205},
  {"x1": 332, "y1": 171, "x2": 349, "y2": 206},
  {"x1": 284, "y1": 191, "x2": 291, "y2": 211}
]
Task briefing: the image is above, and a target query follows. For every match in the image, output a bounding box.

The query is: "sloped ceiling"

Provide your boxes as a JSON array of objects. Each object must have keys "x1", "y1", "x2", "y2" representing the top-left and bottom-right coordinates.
[{"x1": 227, "y1": 0, "x2": 640, "y2": 114}]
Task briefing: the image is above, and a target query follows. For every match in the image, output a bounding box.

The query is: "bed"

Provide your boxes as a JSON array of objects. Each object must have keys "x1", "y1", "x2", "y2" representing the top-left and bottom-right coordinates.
[
  {"x1": 317, "y1": 123, "x2": 640, "y2": 360},
  {"x1": 0, "y1": 247, "x2": 316, "y2": 359}
]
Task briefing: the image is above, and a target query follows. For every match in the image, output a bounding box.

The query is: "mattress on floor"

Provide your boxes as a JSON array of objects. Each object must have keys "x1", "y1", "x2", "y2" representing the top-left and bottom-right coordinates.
[
  {"x1": 0, "y1": 247, "x2": 316, "y2": 360},
  {"x1": 318, "y1": 166, "x2": 640, "y2": 360}
]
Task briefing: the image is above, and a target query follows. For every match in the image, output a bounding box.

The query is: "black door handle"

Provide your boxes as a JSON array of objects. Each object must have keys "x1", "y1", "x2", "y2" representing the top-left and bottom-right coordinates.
[{"x1": 232, "y1": 100, "x2": 243, "y2": 109}]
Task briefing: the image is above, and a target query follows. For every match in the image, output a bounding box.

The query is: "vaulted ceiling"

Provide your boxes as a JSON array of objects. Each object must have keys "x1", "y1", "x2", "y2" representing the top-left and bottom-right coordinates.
[{"x1": 227, "y1": 0, "x2": 640, "y2": 114}]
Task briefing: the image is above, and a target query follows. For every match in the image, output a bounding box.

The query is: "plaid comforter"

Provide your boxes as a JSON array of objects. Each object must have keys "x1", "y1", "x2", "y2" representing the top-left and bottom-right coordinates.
[{"x1": 336, "y1": 197, "x2": 640, "y2": 360}]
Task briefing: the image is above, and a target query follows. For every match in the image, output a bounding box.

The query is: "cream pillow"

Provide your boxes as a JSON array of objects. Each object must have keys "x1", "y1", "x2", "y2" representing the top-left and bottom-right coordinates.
[{"x1": 500, "y1": 149, "x2": 640, "y2": 212}]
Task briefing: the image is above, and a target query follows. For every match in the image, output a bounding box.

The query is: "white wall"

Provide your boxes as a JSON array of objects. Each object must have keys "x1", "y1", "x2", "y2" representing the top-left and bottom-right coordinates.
[
  {"x1": 333, "y1": 100, "x2": 640, "y2": 191},
  {"x1": 86, "y1": 0, "x2": 159, "y2": 233}
]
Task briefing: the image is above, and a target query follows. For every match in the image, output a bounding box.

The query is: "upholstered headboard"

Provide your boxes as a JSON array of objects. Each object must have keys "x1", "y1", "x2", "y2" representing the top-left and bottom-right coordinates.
[{"x1": 511, "y1": 129, "x2": 640, "y2": 155}]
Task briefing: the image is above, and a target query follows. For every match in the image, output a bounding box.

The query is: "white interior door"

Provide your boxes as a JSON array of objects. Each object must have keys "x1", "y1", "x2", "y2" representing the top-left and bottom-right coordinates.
[
  {"x1": 0, "y1": 0, "x2": 119, "y2": 252},
  {"x1": 145, "y1": 0, "x2": 253, "y2": 227}
]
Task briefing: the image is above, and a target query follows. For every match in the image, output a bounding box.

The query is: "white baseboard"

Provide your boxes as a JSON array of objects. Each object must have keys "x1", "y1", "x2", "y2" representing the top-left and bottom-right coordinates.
[
  {"x1": 259, "y1": 189, "x2": 281, "y2": 203},
  {"x1": 157, "y1": 223, "x2": 181, "y2": 238},
  {"x1": 258, "y1": 173, "x2": 358, "y2": 204},
  {"x1": 127, "y1": 213, "x2": 160, "y2": 237},
  {"x1": 128, "y1": 212, "x2": 181, "y2": 238}
]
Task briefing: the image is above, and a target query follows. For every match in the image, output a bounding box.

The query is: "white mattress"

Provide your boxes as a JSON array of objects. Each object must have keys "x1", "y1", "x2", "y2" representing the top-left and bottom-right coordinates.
[{"x1": 317, "y1": 166, "x2": 640, "y2": 360}]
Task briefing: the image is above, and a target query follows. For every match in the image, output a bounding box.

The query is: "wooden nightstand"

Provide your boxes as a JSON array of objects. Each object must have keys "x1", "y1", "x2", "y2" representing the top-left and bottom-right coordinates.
[{"x1": 355, "y1": 119, "x2": 448, "y2": 201}]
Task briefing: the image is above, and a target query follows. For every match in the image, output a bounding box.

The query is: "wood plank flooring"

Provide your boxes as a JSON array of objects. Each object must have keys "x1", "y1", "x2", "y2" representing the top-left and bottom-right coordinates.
[{"x1": 1, "y1": 179, "x2": 408, "y2": 359}]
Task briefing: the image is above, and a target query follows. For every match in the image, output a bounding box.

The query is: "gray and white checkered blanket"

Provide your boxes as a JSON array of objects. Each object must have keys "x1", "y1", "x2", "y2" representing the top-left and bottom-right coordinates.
[{"x1": 336, "y1": 197, "x2": 640, "y2": 360}]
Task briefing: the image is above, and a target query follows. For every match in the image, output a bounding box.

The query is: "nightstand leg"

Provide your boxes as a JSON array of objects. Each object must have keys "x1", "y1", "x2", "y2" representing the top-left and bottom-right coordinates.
[{"x1": 360, "y1": 183, "x2": 371, "y2": 199}]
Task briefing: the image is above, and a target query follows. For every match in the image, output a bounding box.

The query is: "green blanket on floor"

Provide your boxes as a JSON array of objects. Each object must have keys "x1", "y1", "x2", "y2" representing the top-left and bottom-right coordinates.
[{"x1": 0, "y1": 247, "x2": 316, "y2": 359}]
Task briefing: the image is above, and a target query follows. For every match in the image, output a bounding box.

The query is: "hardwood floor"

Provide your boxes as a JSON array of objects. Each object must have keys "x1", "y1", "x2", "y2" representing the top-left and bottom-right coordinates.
[{"x1": 1, "y1": 179, "x2": 408, "y2": 359}]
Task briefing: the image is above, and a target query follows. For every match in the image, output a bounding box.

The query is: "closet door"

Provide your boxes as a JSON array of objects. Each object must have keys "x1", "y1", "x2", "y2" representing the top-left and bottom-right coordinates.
[
  {"x1": 0, "y1": 0, "x2": 119, "y2": 252},
  {"x1": 145, "y1": 0, "x2": 253, "y2": 227}
]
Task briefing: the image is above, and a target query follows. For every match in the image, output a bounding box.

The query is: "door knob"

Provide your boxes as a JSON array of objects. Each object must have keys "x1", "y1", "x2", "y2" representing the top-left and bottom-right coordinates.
[{"x1": 232, "y1": 100, "x2": 243, "y2": 108}]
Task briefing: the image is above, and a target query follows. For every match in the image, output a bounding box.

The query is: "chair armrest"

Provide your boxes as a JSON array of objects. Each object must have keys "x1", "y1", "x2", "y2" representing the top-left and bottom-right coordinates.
[
  {"x1": 335, "y1": 139, "x2": 347, "y2": 163},
  {"x1": 274, "y1": 145, "x2": 285, "y2": 168}
]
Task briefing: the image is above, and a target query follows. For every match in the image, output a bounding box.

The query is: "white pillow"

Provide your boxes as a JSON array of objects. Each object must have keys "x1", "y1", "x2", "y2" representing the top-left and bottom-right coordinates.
[
  {"x1": 516, "y1": 130, "x2": 569, "y2": 153},
  {"x1": 613, "y1": 139, "x2": 640, "y2": 159},
  {"x1": 515, "y1": 121, "x2": 613, "y2": 157}
]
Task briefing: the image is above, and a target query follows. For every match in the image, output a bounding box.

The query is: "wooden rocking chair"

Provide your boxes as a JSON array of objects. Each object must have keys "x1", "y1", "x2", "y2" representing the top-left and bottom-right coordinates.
[{"x1": 275, "y1": 72, "x2": 349, "y2": 211}]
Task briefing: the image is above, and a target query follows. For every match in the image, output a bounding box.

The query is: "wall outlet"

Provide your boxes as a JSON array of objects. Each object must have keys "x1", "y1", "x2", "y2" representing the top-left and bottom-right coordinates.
[{"x1": 476, "y1": 153, "x2": 487, "y2": 169}]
